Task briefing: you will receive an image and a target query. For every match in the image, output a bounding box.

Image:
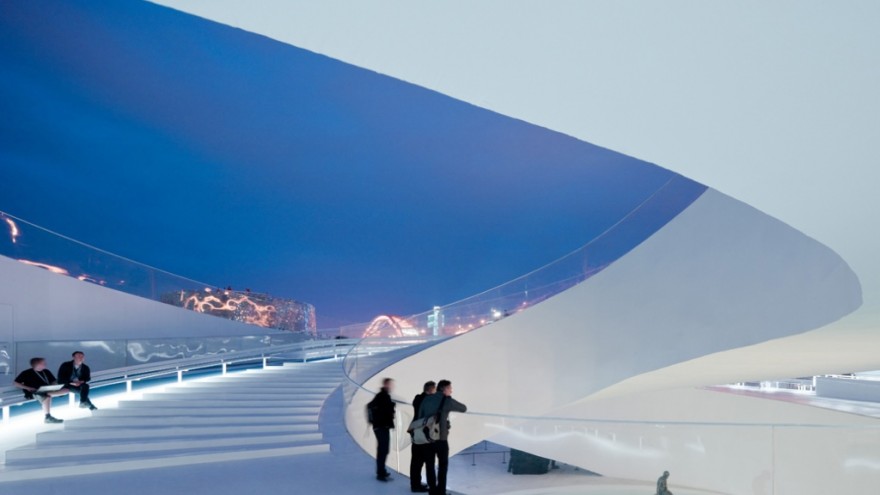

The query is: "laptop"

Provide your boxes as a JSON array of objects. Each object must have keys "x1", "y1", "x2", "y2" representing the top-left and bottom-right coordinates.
[{"x1": 36, "y1": 384, "x2": 64, "y2": 393}]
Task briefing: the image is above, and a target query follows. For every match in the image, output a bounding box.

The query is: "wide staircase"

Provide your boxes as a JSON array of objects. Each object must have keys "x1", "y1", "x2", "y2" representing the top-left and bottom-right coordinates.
[{"x1": 0, "y1": 360, "x2": 344, "y2": 482}]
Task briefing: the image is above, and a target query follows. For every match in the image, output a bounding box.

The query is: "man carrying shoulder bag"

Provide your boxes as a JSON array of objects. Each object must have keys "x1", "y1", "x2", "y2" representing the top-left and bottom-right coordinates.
[
  {"x1": 414, "y1": 379, "x2": 466, "y2": 495},
  {"x1": 410, "y1": 381, "x2": 436, "y2": 492}
]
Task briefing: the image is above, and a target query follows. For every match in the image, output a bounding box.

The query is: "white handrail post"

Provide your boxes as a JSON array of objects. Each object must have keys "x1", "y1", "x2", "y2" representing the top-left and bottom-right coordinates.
[
  {"x1": 2, "y1": 405, "x2": 9, "y2": 424},
  {"x1": 125, "y1": 375, "x2": 132, "y2": 394},
  {"x1": 222, "y1": 361, "x2": 227, "y2": 376},
  {"x1": 177, "y1": 369, "x2": 183, "y2": 383},
  {"x1": 395, "y1": 408, "x2": 401, "y2": 474}
]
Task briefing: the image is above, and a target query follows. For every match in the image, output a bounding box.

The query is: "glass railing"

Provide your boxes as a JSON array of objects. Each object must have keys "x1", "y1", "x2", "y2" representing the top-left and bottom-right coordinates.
[
  {"x1": 341, "y1": 336, "x2": 446, "y2": 400},
  {"x1": 451, "y1": 414, "x2": 880, "y2": 494},
  {"x1": 340, "y1": 175, "x2": 706, "y2": 390},
  {"x1": 0, "y1": 211, "x2": 216, "y2": 302},
  {"x1": 340, "y1": 357, "x2": 880, "y2": 494},
  {"x1": 1, "y1": 332, "x2": 316, "y2": 386},
  {"x1": 0, "y1": 211, "x2": 317, "y2": 333},
  {"x1": 346, "y1": 392, "x2": 880, "y2": 493}
]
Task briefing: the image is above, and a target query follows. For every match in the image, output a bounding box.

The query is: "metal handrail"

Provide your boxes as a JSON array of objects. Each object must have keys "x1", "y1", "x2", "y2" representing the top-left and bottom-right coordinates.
[
  {"x1": 342, "y1": 346, "x2": 880, "y2": 430},
  {"x1": 1, "y1": 338, "x2": 356, "y2": 414}
]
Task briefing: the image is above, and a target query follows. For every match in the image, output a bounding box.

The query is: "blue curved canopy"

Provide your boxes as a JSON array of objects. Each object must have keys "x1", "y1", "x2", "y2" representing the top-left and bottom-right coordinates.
[{"x1": 0, "y1": 0, "x2": 704, "y2": 324}]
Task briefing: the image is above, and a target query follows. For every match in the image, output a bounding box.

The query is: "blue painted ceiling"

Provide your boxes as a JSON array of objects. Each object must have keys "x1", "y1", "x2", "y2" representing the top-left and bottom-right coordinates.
[{"x1": 0, "y1": 0, "x2": 703, "y2": 325}]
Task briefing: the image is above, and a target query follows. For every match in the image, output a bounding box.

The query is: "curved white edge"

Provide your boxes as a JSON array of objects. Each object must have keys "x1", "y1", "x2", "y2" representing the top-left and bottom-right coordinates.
[{"x1": 346, "y1": 187, "x2": 864, "y2": 492}]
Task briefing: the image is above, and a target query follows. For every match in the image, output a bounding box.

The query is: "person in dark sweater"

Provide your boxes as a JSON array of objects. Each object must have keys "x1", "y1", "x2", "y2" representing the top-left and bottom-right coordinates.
[
  {"x1": 57, "y1": 351, "x2": 97, "y2": 410},
  {"x1": 418, "y1": 379, "x2": 467, "y2": 495},
  {"x1": 368, "y1": 377, "x2": 396, "y2": 482},
  {"x1": 410, "y1": 380, "x2": 436, "y2": 493},
  {"x1": 14, "y1": 357, "x2": 69, "y2": 423}
]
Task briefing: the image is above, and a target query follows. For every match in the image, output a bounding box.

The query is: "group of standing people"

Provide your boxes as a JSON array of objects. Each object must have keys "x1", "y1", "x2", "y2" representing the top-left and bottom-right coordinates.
[
  {"x1": 368, "y1": 378, "x2": 467, "y2": 495},
  {"x1": 13, "y1": 351, "x2": 97, "y2": 423}
]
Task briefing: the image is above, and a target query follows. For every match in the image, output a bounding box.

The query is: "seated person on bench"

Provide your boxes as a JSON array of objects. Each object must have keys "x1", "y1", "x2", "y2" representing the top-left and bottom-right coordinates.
[
  {"x1": 58, "y1": 351, "x2": 97, "y2": 410},
  {"x1": 14, "y1": 357, "x2": 69, "y2": 423}
]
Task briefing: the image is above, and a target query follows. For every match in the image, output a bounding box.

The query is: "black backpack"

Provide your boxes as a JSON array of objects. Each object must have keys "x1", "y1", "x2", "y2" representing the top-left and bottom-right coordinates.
[{"x1": 366, "y1": 397, "x2": 378, "y2": 424}]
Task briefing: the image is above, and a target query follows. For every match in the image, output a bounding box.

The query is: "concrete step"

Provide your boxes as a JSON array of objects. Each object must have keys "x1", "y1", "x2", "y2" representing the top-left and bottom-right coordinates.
[
  {"x1": 181, "y1": 386, "x2": 339, "y2": 392},
  {"x1": 157, "y1": 387, "x2": 337, "y2": 395},
  {"x1": 0, "y1": 360, "x2": 345, "y2": 482},
  {"x1": 63, "y1": 414, "x2": 319, "y2": 428},
  {"x1": 169, "y1": 383, "x2": 339, "y2": 390},
  {"x1": 278, "y1": 364, "x2": 347, "y2": 370},
  {"x1": 221, "y1": 370, "x2": 340, "y2": 376},
  {"x1": 0, "y1": 444, "x2": 331, "y2": 483},
  {"x1": 155, "y1": 387, "x2": 335, "y2": 399},
  {"x1": 243, "y1": 368, "x2": 342, "y2": 374},
  {"x1": 241, "y1": 372, "x2": 343, "y2": 379},
  {"x1": 36, "y1": 424, "x2": 319, "y2": 445},
  {"x1": 209, "y1": 382, "x2": 343, "y2": 388},
  {"x1": 7, "y1": 433, "x2": 325, "y2": 465},
  {"x1": 198, "y1": 378, "x2": 342, "y2": 386},
  {"x1": 239, "y1": 373, "x2": 344, "y2": 379},
  {"x1": 141, "y1": 392, "x2": 330, "y2": 401},
  {"x1": 220, "y1": 371, "x2": 341, "y2": 376},
  {"x1": 143, "y1": 393, "x2": 332, "y2": 402},
  {"x1": 153, "y1": 390, "x2": 335, "y2": 398},
  {"x1": 236, "y1": 367, "x2": 339, "y2": 372},
  {"x1": 94, "y1": 406, "x2": 321, "y2": 417},
  {"x1": 120, "y1": 399, "x2": 324, "y2": 408},
  {"x1": 260, "y1": 368, "x2": 342, "y2": 371}
]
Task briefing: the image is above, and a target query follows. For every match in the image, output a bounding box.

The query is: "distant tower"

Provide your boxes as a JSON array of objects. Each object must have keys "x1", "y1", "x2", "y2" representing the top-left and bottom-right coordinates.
[{"x1": 427, "y1": 306, "x2": 444, "y2": 336}]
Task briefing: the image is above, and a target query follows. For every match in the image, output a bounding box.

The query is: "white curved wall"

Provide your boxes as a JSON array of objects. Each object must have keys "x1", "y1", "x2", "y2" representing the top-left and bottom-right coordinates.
[{"x1": 345, "y1": 187, "x2": 863, "y2": 492}]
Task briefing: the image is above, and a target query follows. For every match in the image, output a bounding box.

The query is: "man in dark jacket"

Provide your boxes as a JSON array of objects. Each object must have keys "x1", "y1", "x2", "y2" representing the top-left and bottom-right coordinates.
[
  {"x1": 418, "y1": 379, "x2": 467, "y2": 495},
  {"x1": 57, "y1": 351, "x2": 97, "y2": 410},
  {"x1": 410, "y1": 381, "x2": 436, "y2": 492},
  {"x1": 368, "y1": 377, "x2": 396, "y2": 481}
]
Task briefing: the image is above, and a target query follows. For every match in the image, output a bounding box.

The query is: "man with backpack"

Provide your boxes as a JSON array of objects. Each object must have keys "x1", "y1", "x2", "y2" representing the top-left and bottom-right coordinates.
[
  {"x1": 417, "y1": 379, "x2": 467, "y2": 495},
  {"x1": 410, "y1": 381, "x2": 436, "y2": 492},
  {"x1": 367, "y1": 377, "x2": 396, "y2": 482}
]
